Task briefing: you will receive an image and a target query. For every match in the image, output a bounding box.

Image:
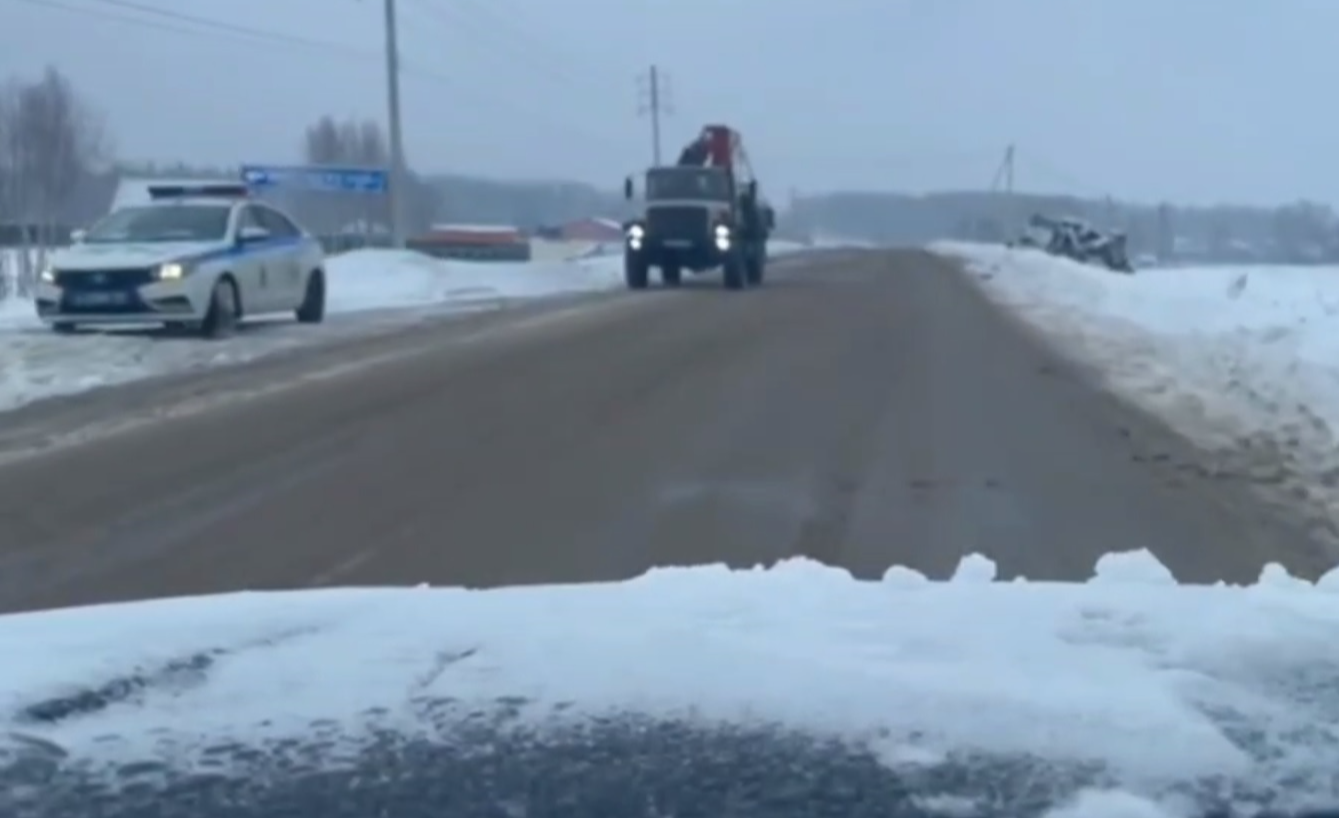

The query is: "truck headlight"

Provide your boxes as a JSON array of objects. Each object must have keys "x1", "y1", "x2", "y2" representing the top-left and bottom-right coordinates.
[
  {"x1": 156, "y1": 262, "x2": 186, "y2": 281},
  {"x1": 714, "y1": 224, "x2": 730, "y2": 238},
  {"x1": 627, "y1": 224, "x2": 645, "y2": 239},
  {"x1": 39, "y1": 266, "x2": 55, "y2": 283}
]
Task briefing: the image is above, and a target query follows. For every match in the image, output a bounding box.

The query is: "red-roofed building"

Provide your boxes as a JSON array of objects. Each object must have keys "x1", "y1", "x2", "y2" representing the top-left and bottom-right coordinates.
[
  {"x1": 560, "y1": 217, "x2": 623, "y2": 243},
  {"x1": 409, "y1": 223, "x2": 531, "y2": 261}
]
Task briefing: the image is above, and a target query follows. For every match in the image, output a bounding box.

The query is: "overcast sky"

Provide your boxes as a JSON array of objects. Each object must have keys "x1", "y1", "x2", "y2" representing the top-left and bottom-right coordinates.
[{"x1": 2, "y1": 0, "x2": 1336, "y2": 205}]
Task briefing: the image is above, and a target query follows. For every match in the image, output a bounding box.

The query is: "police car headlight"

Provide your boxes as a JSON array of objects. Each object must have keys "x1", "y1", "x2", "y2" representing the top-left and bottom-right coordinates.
[
  {"x1": 156, "y1": 262, "x2": 186, "y2": 281},
  {"x1": 39, "y1": 266, "x2": 55, "y2": 284}
]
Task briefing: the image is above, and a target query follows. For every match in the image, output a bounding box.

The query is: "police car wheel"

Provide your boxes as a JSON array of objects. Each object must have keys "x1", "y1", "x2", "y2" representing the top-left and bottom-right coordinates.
[
  {"x1": 295, "y1": 270, "x2": 326, "y2": 324},
  {"x1": 200, "y1": 278, "x2": 238, "y2": 339}
]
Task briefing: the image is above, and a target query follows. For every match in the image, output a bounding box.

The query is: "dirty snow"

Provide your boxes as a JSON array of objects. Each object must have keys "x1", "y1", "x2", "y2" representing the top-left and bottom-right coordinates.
[
  {"x1": 0, "y1": 248, "x2": 626, "y2": 413},
  {"x1": 0, "y1": 240, "x2": 820, "y2": 414},
  {"x1": 933, "y1": 241, "x2": 1339, "y2": 528}
]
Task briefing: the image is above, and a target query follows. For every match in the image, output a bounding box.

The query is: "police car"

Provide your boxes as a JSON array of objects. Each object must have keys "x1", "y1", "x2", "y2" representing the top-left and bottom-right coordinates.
[{"x1": 35, "y1": 183, "x2": 327, "y2": 337}]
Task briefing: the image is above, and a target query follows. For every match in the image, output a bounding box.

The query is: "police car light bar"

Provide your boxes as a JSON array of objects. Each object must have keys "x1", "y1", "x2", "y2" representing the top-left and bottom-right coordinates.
[{"x1": 147, "y1": 184, "x2": 250, "y2": 200}]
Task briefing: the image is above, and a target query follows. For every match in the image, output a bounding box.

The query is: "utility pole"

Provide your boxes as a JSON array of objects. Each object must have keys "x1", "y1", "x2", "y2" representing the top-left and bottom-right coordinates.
[
  {"x1": 383, "y1": 0, "x2": 407, "y2": 248},
  {"x1": 637, "y1": 66, "x2": 671, "y2": 165},
  {"x1": 986, "y1": 143, "x2": 1015, "y2": 240}
]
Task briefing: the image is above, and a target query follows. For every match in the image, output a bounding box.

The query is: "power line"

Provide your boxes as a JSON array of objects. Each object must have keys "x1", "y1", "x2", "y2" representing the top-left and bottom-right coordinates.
[
  {"x1": 434, "y1": 0, "x2": 625, "y2": 93},
  {"x1": 89, "y1": 0, "x2": 383, "y2": 59},
  {"x1": 405, "y1": 0, "x2": 621, "y2": 95},
  {"x1": 13, "y1": 0, "x2": 627, "y2": 159},
  {"x1": 398, "y1": 0, "x2": 629, "y2": 151},
  {"x1": 13, "y1": 0, "x2": 382, "y2": 61}
]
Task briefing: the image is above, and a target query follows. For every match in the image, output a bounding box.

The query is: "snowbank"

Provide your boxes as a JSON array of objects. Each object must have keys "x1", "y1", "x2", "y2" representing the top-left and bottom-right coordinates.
[
  {"x1": 3, "y1": 551, "x2": 1339, "y2": 814},
  {"x1": 933, "y1": 241, "x2": 1339, "y2": 519},
  {"x1": 325, "y1": 248, "x2": 623, "y2": 312},
  {"x1": 0, "y1": 251, "x2": 624, "y2": 413}
]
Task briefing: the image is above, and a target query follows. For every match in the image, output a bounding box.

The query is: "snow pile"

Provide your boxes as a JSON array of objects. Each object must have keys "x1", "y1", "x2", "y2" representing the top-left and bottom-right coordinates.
[
  {"x1": 933, "y1": 241, "x2": 1339, "y2": 517},
  {"x1": 0, "y1": 251, "x2": 625, "y2": 413},
  {"x1": 2, "y1": 550, "x2": 1339, "y2": 813},
  {"x1": 325, "y1": 248, "x2": 623, "y2": 312}
]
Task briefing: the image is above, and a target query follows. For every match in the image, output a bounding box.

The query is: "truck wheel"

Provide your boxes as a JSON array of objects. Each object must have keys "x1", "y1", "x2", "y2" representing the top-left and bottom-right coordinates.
[
  {"x1": 746, "y1": 253, "x2": 765, "y2": 286},
  {"x1": 660, "y1": 265, "x2": 682, "y2": 287},
  {"x1": 624, "y1": 252, "x2": 649, "y2": 290},
  {"x1": 52, "y1": 322, "x2": 77, "y2": 334},
  {"x1": 723, "y1": 254, "x2": 746, "y2": 290}
]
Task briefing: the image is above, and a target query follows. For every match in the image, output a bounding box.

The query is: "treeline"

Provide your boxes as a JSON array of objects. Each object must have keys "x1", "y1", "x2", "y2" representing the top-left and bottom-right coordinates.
[
  {"x1": 786, "y1": 191, "x2": 1339, "y2": 263},
  {"x1": 4, "y1": 65, "x2": 1337, "y2": 264},
  {"x1": 0, "y1": 65, "x2": 630, "y2": 240}
]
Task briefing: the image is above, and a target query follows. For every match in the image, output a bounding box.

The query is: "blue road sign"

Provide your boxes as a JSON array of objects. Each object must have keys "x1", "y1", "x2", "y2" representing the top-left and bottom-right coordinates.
[{"x1": 240, "y1": 164, "x2": 389, "y2": 194}]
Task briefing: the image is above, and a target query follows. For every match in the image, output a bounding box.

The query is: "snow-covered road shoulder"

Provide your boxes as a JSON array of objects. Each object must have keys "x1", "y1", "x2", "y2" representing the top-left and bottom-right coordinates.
[
  {"x1": 3, "y1": 552, "x2": 1339, "y2": 816},
  {"x1": 0, "y1": 249, "x2": 626, "y2": 414},
  {"x1": 0, "y1": 241, "x2": 821, "y2": 415},
  {"x1": 932, "y1": 241, "x2": 1339, "y2": 529}
]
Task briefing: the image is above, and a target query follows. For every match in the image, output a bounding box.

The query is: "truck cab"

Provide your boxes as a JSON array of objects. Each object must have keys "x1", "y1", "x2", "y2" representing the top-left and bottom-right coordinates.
[{"x1": 621, "y1": 125, "x2": 774, "y2": 291}]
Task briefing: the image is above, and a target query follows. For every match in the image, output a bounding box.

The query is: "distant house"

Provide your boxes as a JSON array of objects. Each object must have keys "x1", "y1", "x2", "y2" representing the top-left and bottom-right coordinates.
[
  {"x1": 560, "y1": 217, "x2": 623, "y2": 243},
  {"x1": 409, "y1": 223, "x2": 531, "y2": 262}
]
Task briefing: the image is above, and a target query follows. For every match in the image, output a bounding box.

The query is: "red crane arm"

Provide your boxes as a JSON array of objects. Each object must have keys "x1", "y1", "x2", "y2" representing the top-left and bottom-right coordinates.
[{"x1": 678, "y1": 124, "x2": 756, "y2": 183}]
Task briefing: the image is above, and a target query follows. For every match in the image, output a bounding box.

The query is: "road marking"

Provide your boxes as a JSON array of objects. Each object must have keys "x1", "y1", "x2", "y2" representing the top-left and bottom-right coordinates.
[
  {"x1": 0, "y1": 294, "x2": 653, "y2": 467},
  {"x1": 308, "y1": 548, "x2": 377, "y2": 587}
]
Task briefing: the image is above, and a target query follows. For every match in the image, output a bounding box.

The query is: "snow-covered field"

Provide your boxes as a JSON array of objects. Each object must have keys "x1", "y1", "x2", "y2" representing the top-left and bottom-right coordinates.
[
  {"x1": 0, "y1": 240, "x2": 812, "y2": 414},
  {"x1": 935, "y1": 242, "x2": 1339, "y2": 527},
  {"x1": 3, "y1": 551, "x2": 1338, "y2": 812}
]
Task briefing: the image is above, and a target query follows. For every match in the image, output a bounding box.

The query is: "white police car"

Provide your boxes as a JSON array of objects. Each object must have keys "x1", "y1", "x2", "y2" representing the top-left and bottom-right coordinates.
[{"x1": 35, "y1": 183, "x2": 327, "y2": 338}]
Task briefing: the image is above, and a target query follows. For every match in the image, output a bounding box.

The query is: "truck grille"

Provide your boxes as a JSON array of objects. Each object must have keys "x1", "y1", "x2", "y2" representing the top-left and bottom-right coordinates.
[
  {"x1": 56, "y1": 268, "x2": 156, "y2": 290},
  {"x1": 647, "y1": 206, "x2": 709, "y2": 241}
]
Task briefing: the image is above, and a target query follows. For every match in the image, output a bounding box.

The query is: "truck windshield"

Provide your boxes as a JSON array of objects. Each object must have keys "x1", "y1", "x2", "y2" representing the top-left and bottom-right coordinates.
[{"x1": 645, "y1": 169, "x2": 730, "y2": 201}]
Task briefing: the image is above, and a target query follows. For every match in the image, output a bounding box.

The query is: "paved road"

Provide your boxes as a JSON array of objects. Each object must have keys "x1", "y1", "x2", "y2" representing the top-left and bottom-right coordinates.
[{"x1": 0, "y1": 249, "x2": 1329, "y2": 613}]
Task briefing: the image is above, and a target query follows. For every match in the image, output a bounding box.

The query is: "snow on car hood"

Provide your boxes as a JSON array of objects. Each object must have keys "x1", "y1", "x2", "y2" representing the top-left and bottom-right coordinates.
[
  {"x1": 48, "y1": 240, "x2": 226, "y2": 271},
  {"x1": 4, "y1": 551, "x2": 1339, "y2": 818}
]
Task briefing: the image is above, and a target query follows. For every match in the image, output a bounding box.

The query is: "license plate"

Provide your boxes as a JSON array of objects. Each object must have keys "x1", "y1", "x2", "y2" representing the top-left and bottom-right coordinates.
[{"x1": 69, "y1": 291, "x2": 130, "y2": 307}]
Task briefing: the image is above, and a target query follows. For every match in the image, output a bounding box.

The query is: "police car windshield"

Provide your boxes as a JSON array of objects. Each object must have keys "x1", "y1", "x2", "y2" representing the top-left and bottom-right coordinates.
[
  {"x1": 84, "y1": 205, "x2": 231, "y2": 243},
  {"x1": 646, "y1": 169, "x2": 730, "y2": 201}
]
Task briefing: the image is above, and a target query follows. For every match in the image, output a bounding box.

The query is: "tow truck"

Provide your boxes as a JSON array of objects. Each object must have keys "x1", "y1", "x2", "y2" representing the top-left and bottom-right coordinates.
[{"x1": 622, "y1": 124, "x2": 775, "y2": 291}]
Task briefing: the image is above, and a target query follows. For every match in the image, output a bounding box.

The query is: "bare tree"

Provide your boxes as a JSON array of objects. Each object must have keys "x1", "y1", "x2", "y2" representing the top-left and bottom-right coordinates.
[
  {"x1": 302, "y1": 115, "x2": 344, "y2": 166},
  {"x1": 299, "y1": 115, "x2": 391, "y2": 237},
  {"x1": 0, "y1": 66, "x2": 111, "y2": 294}
]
